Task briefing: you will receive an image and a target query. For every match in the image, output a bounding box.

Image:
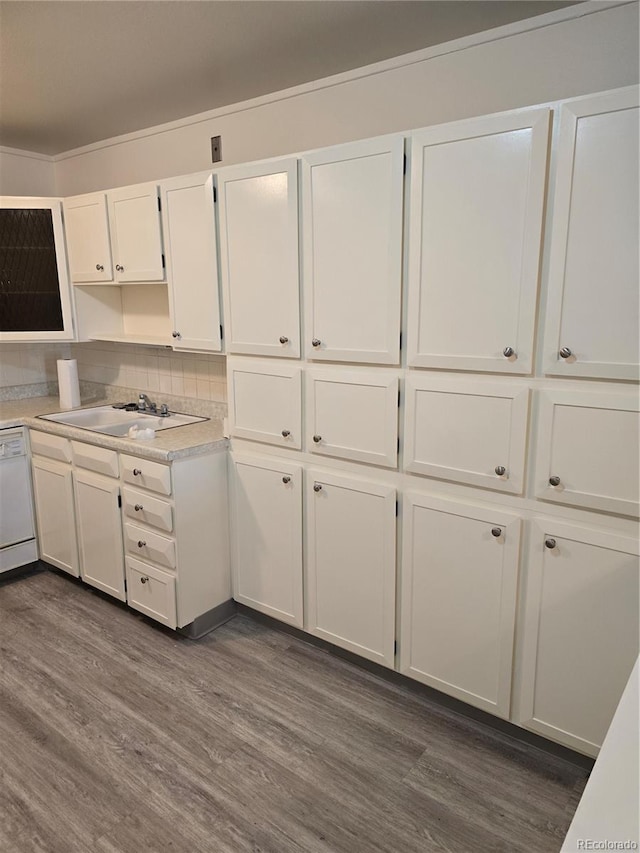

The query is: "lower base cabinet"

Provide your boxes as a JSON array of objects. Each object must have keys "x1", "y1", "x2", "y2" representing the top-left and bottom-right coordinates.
[
  {"x1": 31, "y1": 455, "x2": 79, "y2": 578},
  {"x1": 125, "y1": 556, "x2": 177, "y2": 629},
  {"x1": 518, "y1": 520, "x2": 639, "y2": 756},
  {"x1": 74, "y1": 468, "x2": 125, "y2": 601},
  {"x1": 305, "y1": 468, "x2": 396, "y2": 667},
  {"x1": 400, "y1": 493, "x2": 521, "y2": 719},
  {"x1": 230, "y1": 455, "x2": 303, "y2": 627}
]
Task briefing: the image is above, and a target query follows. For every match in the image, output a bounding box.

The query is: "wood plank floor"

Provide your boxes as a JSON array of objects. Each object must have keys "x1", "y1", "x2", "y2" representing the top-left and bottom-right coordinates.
[{"x1": 0, "y1": 570, "x2": 588, "y2": 853}]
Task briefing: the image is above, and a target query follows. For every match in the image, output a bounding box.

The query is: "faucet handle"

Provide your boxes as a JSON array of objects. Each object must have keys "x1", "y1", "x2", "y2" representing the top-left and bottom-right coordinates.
[{"x1": 159, "y1": 403, "x2": 169, "y2": 417}]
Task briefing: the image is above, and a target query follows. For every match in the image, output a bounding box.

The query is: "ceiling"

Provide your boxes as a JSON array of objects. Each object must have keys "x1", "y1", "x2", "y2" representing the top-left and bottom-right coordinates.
[{"x1": 0, "y1": 1, "x2": 581, "y2": 156}]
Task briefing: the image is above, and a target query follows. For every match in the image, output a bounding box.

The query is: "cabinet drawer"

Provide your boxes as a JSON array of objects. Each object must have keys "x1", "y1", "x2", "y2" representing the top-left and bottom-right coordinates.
[
  {"x1": 126, "y1": 556, "x2": 177, "y2": 629},
  {"x1": 228, "y1": 358, "x2": 302, "y2": 448},
  {"x1": 404, "y1": 376, "x2": 529, "y2": 494},
  {"x1": 124, "y1": 522, "x2": 176, "y2": 570},
  {"x1": 535, "y1": 390, "x2": 639, "y2": 517},
  {"x1": 306, "y1": 369, "x2": 399, "y2": 467},
  {"x1": 121, "y1": 454, "x2": 172, "y2": 496},
  {"x1": 122, "y1": 487, "x2": 173, "y2": 534},
  {"x1": 30, "y1": 430, "x2": 72, "y2": 463},
  {"x1": 71, "y1": 441, "x2": 119, "y2": 478}
]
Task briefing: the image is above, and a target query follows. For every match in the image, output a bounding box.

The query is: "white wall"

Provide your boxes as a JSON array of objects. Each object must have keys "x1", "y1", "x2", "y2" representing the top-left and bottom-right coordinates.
[
  {"x1": 0, "y1": 148, "x2": 56, "y2": 196},
  {"x1": 55, "y1": 3, "x2": 639, "y2": 195}
]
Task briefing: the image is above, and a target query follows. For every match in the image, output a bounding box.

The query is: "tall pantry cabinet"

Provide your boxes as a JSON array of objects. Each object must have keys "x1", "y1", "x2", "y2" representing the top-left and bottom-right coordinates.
[{"x1": 223, "y1": 86, "x2": 639, "y2": 758}]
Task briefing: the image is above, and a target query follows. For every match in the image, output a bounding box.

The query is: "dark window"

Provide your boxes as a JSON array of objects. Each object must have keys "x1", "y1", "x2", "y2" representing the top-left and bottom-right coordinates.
[{"x1": 0, "y1": 208, "x2": 64, "y2": 332}]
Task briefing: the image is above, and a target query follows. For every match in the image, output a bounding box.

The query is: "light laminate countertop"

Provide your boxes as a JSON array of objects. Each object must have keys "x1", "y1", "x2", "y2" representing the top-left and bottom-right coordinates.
[{"x1": 0, "y1": 396, "x2": 228, "y2": 461}]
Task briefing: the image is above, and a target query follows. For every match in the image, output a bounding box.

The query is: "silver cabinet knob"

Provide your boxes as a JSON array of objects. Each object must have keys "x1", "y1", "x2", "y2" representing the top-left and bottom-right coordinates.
[
  {"x1": 503, "y1": 347, "x2": 516, "y2": 358},
  {"x1": 281, "y1": 429, "x2": 290, "y2": 437},
  {"x1": 549, "y1": 476, "x2": 561, "y2": 487},
  {"x1": 137, "y1": 540, "x2": 146, "y2": 548},
  {"x1": 282, "y1": 476, "x2": 291, "y2": 484},
  {"x1": 313, "y1": 483, "x2": 322, "y2": 492},
  {"x1": 140, "y1": 576, "x2": 149, "y2": 584},
  {"x1": 545, "y1": 538, "x2": 557, "y2": 549},
  {"x1": 134, "y1": 504, "x2": 144, "y2": 512},
  {"x1": 494, "y1": 465, "x2": 506, "y2": 477},
  {"x1": 559, "y1": 347, "x2": 572, "y2": 359},
  {"x1": 96, "y1": 264, "x2": 104, "y2": 272},
  {"x1": 115, "y1": 264, "x2": 124, "y2": 272},
  {"x1": 133, "y1": 468, "x2": 142, "y2": 476},
  {"x1": 312, "y1": 435, "x2": 322, "y2": 443},
  {"x1": 279, "y1": 336, "x2": 289, "y2": 344},
  {"x1": 311, "y1": 339, "x2": 322, "y2": 348},
  {"x1": 491, "y1": 527, "x2": 502, "y2": 538},
  {"x1": 172, "y1": 331, "x2": 181, "y2": 339}
]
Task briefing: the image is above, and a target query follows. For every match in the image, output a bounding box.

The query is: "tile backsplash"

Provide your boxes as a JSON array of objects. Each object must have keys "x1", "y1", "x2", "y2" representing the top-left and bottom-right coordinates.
[{"x1": 0, "y1": 341, "x2": 227, "y2": 410}]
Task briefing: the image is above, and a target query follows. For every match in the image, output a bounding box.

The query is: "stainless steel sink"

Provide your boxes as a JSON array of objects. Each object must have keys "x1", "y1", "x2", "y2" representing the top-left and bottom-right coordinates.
[{"x1": 39, "y1": 405, "x2": 207, "y2": 436}]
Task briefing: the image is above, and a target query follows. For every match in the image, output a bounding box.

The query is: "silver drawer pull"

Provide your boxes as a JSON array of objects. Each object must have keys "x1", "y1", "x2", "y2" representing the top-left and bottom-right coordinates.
[
  {"x1": 494, "y1": 465, "x2": 506, "y2": 477},
  {"x1": 96, "y1": 264, "x2": 104, "y2": 272},
  {"x1": 281, "y1": 429, "x2": 290, "y2": 437},
  {"x1": 137, "y1": 540, "x2": 146, "y2": 548},
  {"x1": 282, "y1": 476, "x2": 291, "y2": 484},
  {"x1": 140, "y1": 576, "x2": 149, "y2": 584},
  {"x1": 503, "y1": 346, "x2": 516, "y2": 359},
  {"x1": 133, "y1": 468, "x2": 142, "y2": 476},
  {"x1": 311, "y1": 338, "x2": 322, "y2": 348},
  {"x1": 313, "y1": 483, "x2": 322, "y2": 492},
  {"x1": 549, "y1": 476, "x2": 561, "y2": 487},
  {"x1": 134, "y1": 504, "x2": 144, "y2": 512},
  {"x1": 559, "y1": 347, "x2": 572, "y2": 359},
  {"x1": 279, "y1": 336, "x2": 289, "y2": 344},
  {"x1": 313, "y1": 435, "x2": 322, "y2": 443},
  {"x1": 545, "y1": 538, "x2": 557, "y2": 550},
  {"x1": 491, "y1": 527, "x2": 502, "y2": 538}
]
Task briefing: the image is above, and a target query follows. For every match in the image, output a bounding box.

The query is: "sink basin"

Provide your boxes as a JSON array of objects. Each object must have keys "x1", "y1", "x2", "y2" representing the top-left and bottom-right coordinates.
[{"x1": 39, "y1": 405, "x2": 208, "y2": 436}]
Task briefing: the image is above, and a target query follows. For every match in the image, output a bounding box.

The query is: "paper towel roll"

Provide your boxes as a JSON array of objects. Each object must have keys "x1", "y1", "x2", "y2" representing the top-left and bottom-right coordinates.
[{"x1": 57, "y1": 359, "x2": 80, "y2": 409}]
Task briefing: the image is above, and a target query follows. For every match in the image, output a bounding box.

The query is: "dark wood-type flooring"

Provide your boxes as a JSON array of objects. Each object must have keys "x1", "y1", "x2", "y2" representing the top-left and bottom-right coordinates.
[{"x1": 0, "y1": 570, "x2": 589, "y2": 853}]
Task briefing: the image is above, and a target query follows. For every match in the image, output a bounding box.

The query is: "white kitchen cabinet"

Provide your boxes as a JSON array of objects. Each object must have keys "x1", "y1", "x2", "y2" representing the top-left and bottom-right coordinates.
[
  {"x1": 63, "y1": 192, "x2": 113, "y2": 282},
  {"x1": 543, "y1": 87, "x2": 639, "y2": 381},
  {"x1": 125, "y1": 556, "x2": 177, "y2": 630},
  {"x1": 518, "y1": 520, "x2": 639, "y2": 756},
  {"x1": 218, "y1": 158, "x2": 300, "y2": 357},
  {"x1": 31, "y1": 455, "x2": 79, "y2": 578},
  {"x1": 108, "y1": 182, "x2": 165, "y2": 282},
  {"x1": 74, "y1": 468, "x2": 125, "y2": 601},
  {"x1": 400, "y1": 494, "x2": 521, "y2": 718},
  {"x1": 305, "y1": 468, "x2": 396, "y2": 667},
  {"x1": 160, "y1": 172, "x2": 222, "y2": 352},
  {"x1": 227, "y1": 357, "x2": 302, "y2": 449},
  {"x1": 535, "y1": 390, "x2": 639, "y2": 517},
  {"x1": 0, "y1": 198, "x2": 75, "y2": 342},
  {"x1": 403, "y1": 375, "x2": 530, "y2": 494},
  {"x1": 406, "y1": 108, "x2": 551, "y2": 374},
  {"x1": 306, "y1": 368, "x2": 399, "y2": 467},
  {"x1": 230, "y1": 454, "x2": 303, "y2": 627},
  {"x1": 302, "y1": 135, "x2": 404, "y2": 365}
]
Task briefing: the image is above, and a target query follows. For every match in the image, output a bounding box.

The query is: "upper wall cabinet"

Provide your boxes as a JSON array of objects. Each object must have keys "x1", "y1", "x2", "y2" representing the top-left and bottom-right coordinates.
[
  {"x1": 302, "y1": 136, "x2": 404, "y2": 365},
  {"x1": 543, "y1": 87, "x2": 639, "y2": 381},
  {"x1": 63, "y1": 192, "x2": 113, "y2": 282},
  {"x1": 0, "y1": 197, "x2": 75, "y2": 341},
  {"x1": 218, "y1": 158, "x2": 300, "y2": 358},
  {"x1": 406, "y1": 108, "x2": 551, "y2": 374},
  {"x1": 108, "y1": 183, "x2": 165, "y2": 283},
  {"x1": 65, "y1": 182, "x2": 165, "y2": 284},
  {"x1": 160, "y1": 172, "x2": 222, "y2": 352}
]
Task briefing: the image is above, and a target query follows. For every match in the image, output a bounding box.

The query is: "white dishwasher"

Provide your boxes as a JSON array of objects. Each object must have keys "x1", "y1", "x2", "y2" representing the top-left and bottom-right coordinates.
[{"x1": 0, "y1": 427, "x2": 37, "y2": 573}]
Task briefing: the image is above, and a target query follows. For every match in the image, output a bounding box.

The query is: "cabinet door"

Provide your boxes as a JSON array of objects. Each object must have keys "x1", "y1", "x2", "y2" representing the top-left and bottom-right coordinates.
[
  {"x1": 74, "y1": 469, "x2": 125, "y2": 600},
  {"x1": 227, "y1": 358, "x2": 302, "y2": 449},
  {"x1": 544, "y1": 88, "x2": 639, "y2": 380},
  {"x1": 161, "y1": 172, "x2": 222, "y2": 352},
  {"x1": 218, "y1": 158, "x2": 300, "y2": 357},
  {"x1": 406, "y1": 108, "x2": 550, "y2": 373},
  {"x1": 63, "y1": 192, "x2": 113, "y2": 282},
  {"x1": 108, "y1": 183, "x2": 165, "y2": 282},
  {"x1": 31, "y1": 457, "x2": 79, "y2": 577},
  {"x1": 519, "y1": 521, "x2": 639, "y2": 756},
  {"x1": 535, "y1": 390, "x2": 639, "y2": 517},
  {"x1": 302, "y1": 136, "x2": 404, "y2": 364},
  {"x1": 126, "y1": 557, "x2": 177, "y2": 630},
  {"x1": 404, "y1": 375, "x2": 529, "y2": 494},
  {"x1": 230, "y1": 455, "x2": 303, "y2": 627},
  {"x1": 400, "y1": 494, "x2": 521, "y2": 718},
  {"x1": 306, "y1": 469, "x2": 396, "y2": 666},
  {"x1": 306, "y1": 368, "x2": 399, "y2": 467}
]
